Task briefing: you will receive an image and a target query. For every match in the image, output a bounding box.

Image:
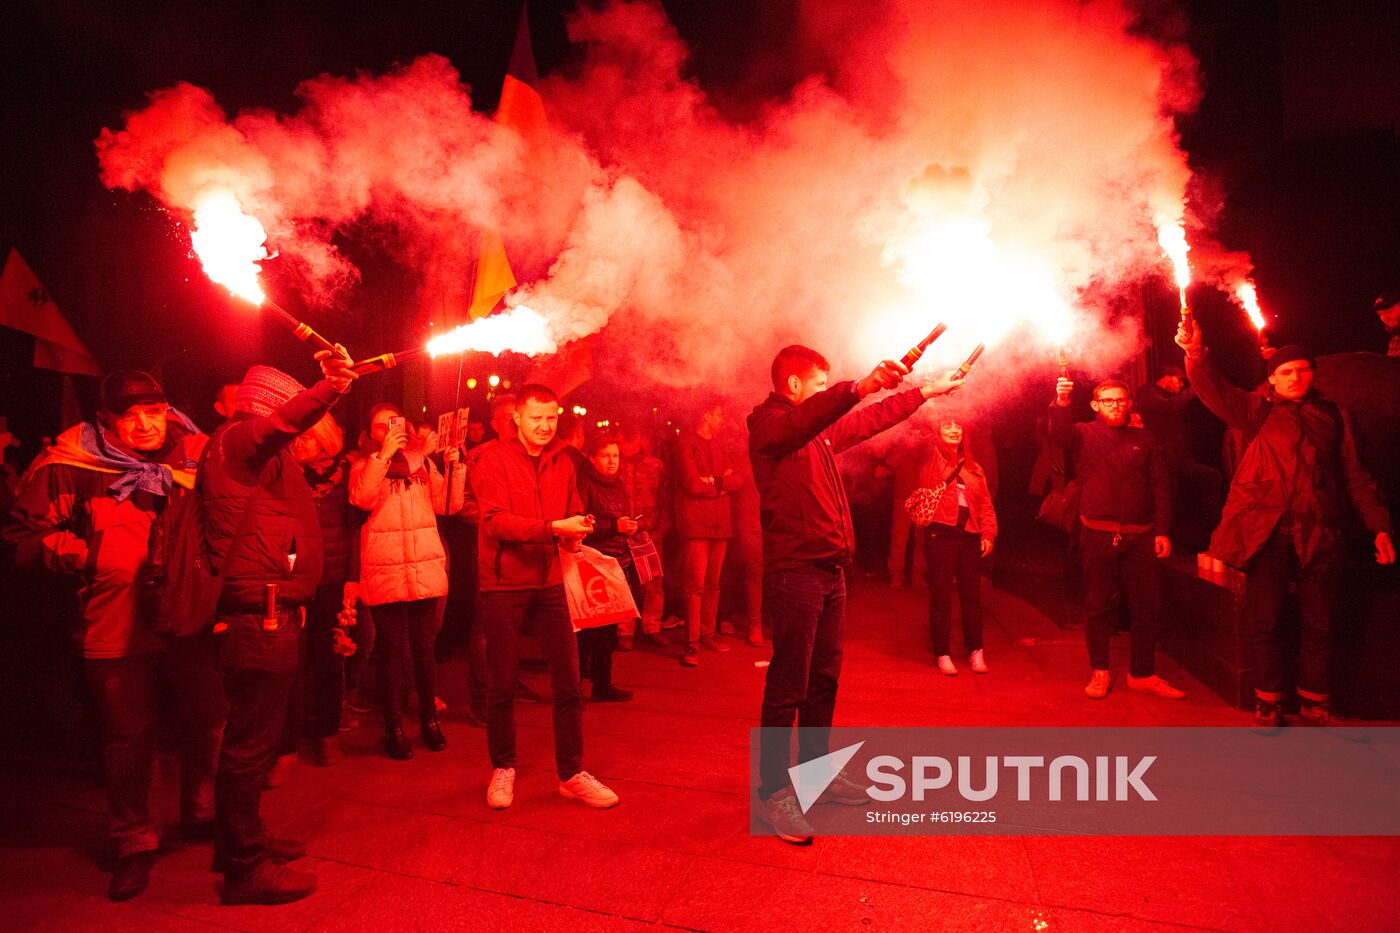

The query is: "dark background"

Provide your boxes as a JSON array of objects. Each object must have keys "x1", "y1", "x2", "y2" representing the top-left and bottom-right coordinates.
[{"x1": 2, "y1": 0, "x2": 1399, "y2": 454}]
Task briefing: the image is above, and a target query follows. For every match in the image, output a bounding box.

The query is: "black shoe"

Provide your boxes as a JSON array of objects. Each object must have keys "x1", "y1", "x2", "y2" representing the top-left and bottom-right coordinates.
[
  {"x1": 212, "y1": 837, "x2": 305, "y2": 873},
  {"x1": 640, "y1": 631, "x2": 670, "y2": 649},
  {"x1": 1251, "y1": 699, "x2": 1284, "y2": 734},
  {"x1": 516, "y1": 682, "x2": 545, "y2": 704},
  {"x1": 384, "y1": 720, "x2": 414, "y2": 760},
  {"x1": 420, "y1": 714, "x2": 448, "y2": 751},
  {"x1": 220, "y1": 858, "x2": 316, "y2": 906},
  {"x1": 591, "y1": 685, "x2": 634, "y2": 702},
  {"x1": 109, "y1": 850, "x2": 157, "y2": 901},
  {"x1": 1297, "y1": 700, "x2": 1332, "y2": 727}
]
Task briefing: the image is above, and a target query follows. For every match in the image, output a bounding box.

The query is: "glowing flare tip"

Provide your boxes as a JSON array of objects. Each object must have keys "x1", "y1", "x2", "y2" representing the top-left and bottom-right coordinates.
[
  {"x1": 426, "y1": 305, "x2": 557, "y2": 358},
  {"x1": 189, "y1": 191, "x2": 269, "y2": 305},
  {"x1": 1235, "y1": 282, "x2": 1266, "y2": 331}
]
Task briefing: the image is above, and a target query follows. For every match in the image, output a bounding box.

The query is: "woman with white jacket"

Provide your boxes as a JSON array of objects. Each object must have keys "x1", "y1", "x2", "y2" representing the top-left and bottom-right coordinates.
[{"x1": 351, "y1": 403, "x2": 464, "y2": 759}]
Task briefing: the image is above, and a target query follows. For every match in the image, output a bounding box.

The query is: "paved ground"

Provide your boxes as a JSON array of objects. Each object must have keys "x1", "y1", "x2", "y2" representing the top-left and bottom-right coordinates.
[{"x1": 1, "y1": 574, "x2": 1395, "y2": 931}]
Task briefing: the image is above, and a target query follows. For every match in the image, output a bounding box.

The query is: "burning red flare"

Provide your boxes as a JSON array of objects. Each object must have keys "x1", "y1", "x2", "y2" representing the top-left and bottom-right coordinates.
[
  {"x1": 1235, "y1": 281, "x2": 1266, "y2": 332},
  {"x1": 426, "y1": 304, "x2": 557, "y2": 358},
  {"x1": 1155, "y1": 216, "x2": 1191, "y2": 313},
  {"x1": 189, "y1": 191, "x2": 270, "y2": 304}
]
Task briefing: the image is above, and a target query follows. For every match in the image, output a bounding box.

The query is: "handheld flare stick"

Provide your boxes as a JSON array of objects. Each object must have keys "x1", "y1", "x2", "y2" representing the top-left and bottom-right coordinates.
[
  {"x1": 1057, "y1": 347, "x2": 1070, "y2": 378},
  {"x1": 350, "y1": 346, "x2": 430, "y2": 376},
  {"x1": 899, "y1": 323, "x2": 948, "y2": 370},
  {"x1": 957, "y1": 343, "x2": 985, "y2": 377},
  {"x1": 263, "y1": 299, "x2": 339, "y2": 355}
]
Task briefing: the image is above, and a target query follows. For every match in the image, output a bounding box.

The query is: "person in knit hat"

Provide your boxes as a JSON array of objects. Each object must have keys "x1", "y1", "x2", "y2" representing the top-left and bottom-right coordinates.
[
  {"x1": 6, "y1": 370, "x2": 224, "y2": 902},
  {"x1": 1178, "y1": 319, "x2": 1394, "y2": 730},
  {"x1": 197, "y1": 348, "x2": 358, "y2": 905}
]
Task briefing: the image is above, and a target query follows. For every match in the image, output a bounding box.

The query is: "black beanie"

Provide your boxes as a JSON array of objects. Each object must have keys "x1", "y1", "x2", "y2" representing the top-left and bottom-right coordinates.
[
  {"x1": 1266, "y1": 345, "x2": 1314, "y2": 377},
  {"x1": 100, "y1": 370, "x2": 166, "y2": 414}
]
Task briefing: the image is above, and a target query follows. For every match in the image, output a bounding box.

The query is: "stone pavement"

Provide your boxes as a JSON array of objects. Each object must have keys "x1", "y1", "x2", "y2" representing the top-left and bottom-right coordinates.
[{"x1": 1, "y1": 575, "x2": 1395, "y2": 931}]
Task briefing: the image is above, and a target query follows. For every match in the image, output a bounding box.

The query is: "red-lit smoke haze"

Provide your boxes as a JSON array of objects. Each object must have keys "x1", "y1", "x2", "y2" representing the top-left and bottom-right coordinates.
[{"x1": 96, "y1": 0, "x2": 1251, "y2": 407}]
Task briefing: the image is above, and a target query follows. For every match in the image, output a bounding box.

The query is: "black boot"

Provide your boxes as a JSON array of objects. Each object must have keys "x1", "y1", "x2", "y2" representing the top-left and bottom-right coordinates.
[
  {"x1": 420, "y1": 712, "x2": 447, "y2": 752},
  {"x1": 109, "y1": 850, "x2": 157, "y2": 901},
  {"x1": 384, "y1": 718, "x2": 414, "y2": 760}
]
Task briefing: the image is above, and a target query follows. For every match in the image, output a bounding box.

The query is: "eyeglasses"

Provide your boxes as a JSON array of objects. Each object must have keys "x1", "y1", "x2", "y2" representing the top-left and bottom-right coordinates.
[{"x1": 1094, "y1": 398, "x2": 1130, "y2": 407}]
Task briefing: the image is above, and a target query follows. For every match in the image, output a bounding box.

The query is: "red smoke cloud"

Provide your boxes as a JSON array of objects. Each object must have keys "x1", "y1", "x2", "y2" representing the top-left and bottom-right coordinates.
[{"x1": 96, "y1": 0, "x2": 1248, "y2": 403}]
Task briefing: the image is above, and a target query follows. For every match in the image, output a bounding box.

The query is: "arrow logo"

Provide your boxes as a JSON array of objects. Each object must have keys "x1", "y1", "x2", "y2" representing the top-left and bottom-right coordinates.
[{"x1": 788, "y1": 741, "x2": 865, "y2": 813}]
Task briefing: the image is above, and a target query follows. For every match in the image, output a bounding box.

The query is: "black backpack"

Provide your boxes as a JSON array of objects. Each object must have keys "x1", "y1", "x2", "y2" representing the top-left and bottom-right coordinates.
[{"x1": 144, "y1": 440, "x2": 264, "y2": 637}]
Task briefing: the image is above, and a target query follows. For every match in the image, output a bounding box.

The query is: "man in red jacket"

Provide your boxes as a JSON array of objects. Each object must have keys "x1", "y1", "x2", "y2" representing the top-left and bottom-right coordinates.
[
  {"x1": 748, "y1": 346, "x2": 963, "y2": 844},
  {"x1": 472, "y1": 383, "x2": 619, "y2": 811}
]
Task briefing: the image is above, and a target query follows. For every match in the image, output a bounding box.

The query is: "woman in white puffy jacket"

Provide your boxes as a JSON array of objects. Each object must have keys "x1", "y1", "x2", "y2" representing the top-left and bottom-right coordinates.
[{"x1": 351, "y1": 403, "x2": 464, "y2": 760}]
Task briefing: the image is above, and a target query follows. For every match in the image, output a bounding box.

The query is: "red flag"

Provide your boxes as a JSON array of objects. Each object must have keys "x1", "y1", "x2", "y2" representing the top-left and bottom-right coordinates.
[{"x1": 0, "y1": 249, "x2": 101, "y2": 376}]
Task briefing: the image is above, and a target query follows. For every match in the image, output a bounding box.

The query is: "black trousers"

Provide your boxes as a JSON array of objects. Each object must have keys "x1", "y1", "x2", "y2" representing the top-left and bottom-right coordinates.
[
  {"x1": 1080, "y1": 528, "x2": 1161, "y2": 677},
  {"x1": 84, "y1": 639, "x2": 226, "y2": 857},
  {"x1": 575, "y1": 564, "x2": 641, "y2": 690},
  {"x1": 576, "y1": 624, "x2": 619, "y2": 689},
  {"x1": 374, "y1": 598, "x2": 440, "y2": 727},
  {"x1": 758, "y1": 563, "x2": 845, "y2": 800},
  {"x1": 303, "y1": 585, "x2": 347, "y2": 739},
  {"x1": 212, "y1": 610, "x2": 302, "y2": 879},
  {"x1": 1243, "y1": 528, "x2": 1338, "y2": 700},
  {"x1": 480, "y1": 586, "x2": 583, "y2": 780},
  {"x1": 924, "y1": 527, "x2": 985, "y2": 656}
]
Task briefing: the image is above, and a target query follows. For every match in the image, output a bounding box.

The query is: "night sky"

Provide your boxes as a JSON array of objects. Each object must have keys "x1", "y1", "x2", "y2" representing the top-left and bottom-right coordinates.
[{"x1": 3, "y1": 1, "x2": 1399, "y2": 444}]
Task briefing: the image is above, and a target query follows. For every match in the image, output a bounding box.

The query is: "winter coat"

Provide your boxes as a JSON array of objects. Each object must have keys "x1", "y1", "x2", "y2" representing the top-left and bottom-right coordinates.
[
  {"x1": 7, "y1": 419, "x2": 204, "y2": 657},
  {"x1": 578, "y1": 461, "x2": 634, "y2": 566},
  {"x1": 1185, "y1": 352, "x2": 1392, "y2": 569},
  {"x1": 304, "y1": 454, "x2": 360, "y2": 588},
  {"x1": 915, "y1": 446, "x2": 998, "y2": 542},
  {"x1": 473, "y1": 436, "x2": 584, "y2": 591},
  {"x1": 673, "y1": 431, "x2": 734, "y2": 540},
  {"x1": 620, "y1": 451, "x2": 668, "y2": 539},
  {"x1": 349, "y1": 450, "x2": 463, "y2": 606},
  {"x1": 201, "y1": 380, "x2": 343, "y2": 611},
  {"x1": 1048, "y1": 402, "x2": 1171, "y2": 533},
  {"x1": 749, "y1": 384, "x2": 926, "y2": 574},
  {"x1": 1135, "y1": 383, "x2": 1194, "y2": 470}
]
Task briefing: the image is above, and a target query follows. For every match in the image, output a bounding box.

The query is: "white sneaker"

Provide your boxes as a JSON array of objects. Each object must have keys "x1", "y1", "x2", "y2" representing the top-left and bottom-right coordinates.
[
  {"x1": 969, "y1": 649, "x2": 988, "y2": 674},
  {"x1": 559, "y1": 770, "x2": 619, "y2": 808},
  {"x1": 937, "y1": 655, "x2": 958, "y2": 676},
  {"x1": 486, "y1": 767, "x2": 515, "y2": 809}
]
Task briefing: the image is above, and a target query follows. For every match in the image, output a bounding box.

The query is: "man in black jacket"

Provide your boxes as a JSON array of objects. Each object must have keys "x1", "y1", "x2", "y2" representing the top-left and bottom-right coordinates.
[
  {"x1": 748, "y1": 345, "x2": 962, "y2": 844},
  {"x1": 1050, "y1": 375, "x2": 1182, "y2": 703},
  {"x1": 1177, "y1": 319, "x2": 1393, "y2": 728},
  {"x1": 201, "y1": 349, "x2": 357, "y2": 905}
]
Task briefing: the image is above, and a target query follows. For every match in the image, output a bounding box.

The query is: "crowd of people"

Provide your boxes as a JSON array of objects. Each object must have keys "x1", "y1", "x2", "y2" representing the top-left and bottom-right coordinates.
[{"x1": 0, "y1": 302, "x2": 1395, "y2": 901}]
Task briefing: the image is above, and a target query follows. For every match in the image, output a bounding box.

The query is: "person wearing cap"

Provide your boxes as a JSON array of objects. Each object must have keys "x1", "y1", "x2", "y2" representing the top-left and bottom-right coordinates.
[
  {"x1": 6, "y1": 371, "x2": 226, "y2": 902},
  {"x1": 1177, "y1": 319, "x2": 1394, "y2": 730},
  {"x1": 198, "y1": 346, "x2": 357, "y2": 905},
  {"x1": 1374, "y1": 289, "x2": 1400, "y2": 358},
  {"x1": 1135, "y1": 364, "x2": 1222, "y2": 552}
]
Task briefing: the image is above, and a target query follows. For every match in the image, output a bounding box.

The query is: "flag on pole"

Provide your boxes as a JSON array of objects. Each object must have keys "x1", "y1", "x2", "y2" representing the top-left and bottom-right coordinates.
[
  {"x1": 0, "y1": 249, "x2": 101, "y2": 376},
  {"x1": 468, "y1": 3, "x2": 550, "y2": 320}
]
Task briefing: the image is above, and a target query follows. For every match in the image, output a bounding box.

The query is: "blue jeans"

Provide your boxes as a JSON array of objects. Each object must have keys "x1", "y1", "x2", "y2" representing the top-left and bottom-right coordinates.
[{"x1": 758, "y1": 563, "x2": 846, "y2": 799}]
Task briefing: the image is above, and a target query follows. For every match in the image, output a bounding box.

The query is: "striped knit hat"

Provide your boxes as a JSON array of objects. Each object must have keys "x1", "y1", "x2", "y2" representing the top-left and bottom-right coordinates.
[{"x1": 235, "y1": 365, "x2": 305, "y2": 417}]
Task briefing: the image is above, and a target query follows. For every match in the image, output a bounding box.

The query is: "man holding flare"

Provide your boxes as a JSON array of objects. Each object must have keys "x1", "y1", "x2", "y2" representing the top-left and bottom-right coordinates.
[{"x1": 748, "y1": 340, "x2": 966, "y2": 844}]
